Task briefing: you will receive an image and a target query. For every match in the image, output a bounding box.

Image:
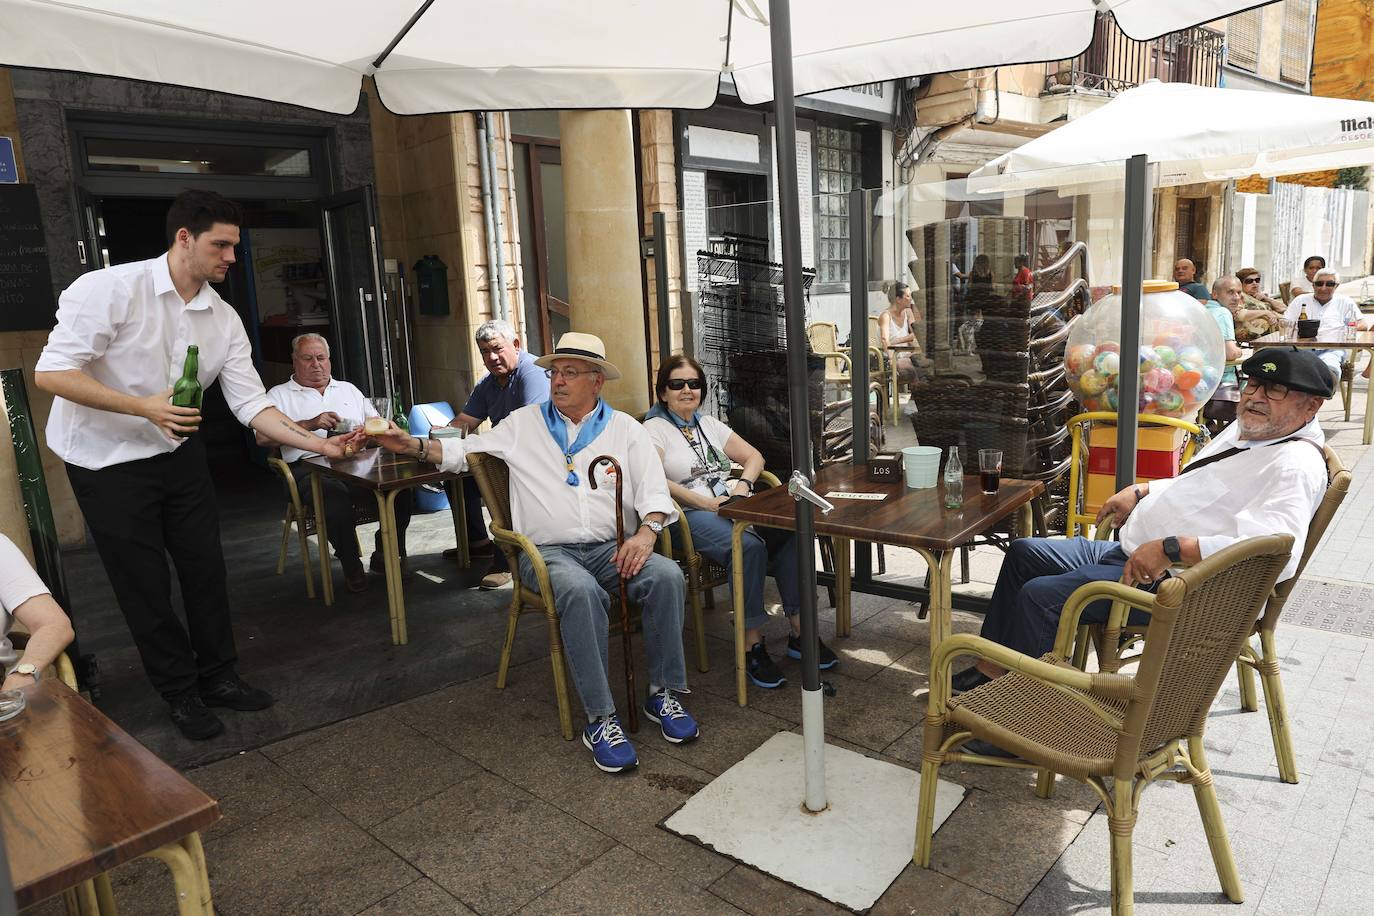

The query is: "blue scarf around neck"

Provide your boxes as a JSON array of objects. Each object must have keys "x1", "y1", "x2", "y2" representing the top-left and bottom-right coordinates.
[
  {"x1": 644, "y1": 402, "x2": 695, "y2": 427},
  {"x1": 542, "y1": 398, "x2": 612, "y2": 486}
]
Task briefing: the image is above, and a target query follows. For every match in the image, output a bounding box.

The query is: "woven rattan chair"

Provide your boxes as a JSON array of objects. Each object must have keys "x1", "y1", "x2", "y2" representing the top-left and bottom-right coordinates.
[
  {"x1": 269, "y1": 452, "x2": 370, "y2": 598},
  {"x1": 806, "y1": 321, "x2": 853, "y2": 401},
  {"x1": 1085, "y1": 446, "x2": 1350, "y2": 785},
  {"x1": 915, "y1": 534, "x2": 1294, "y2": 915},
  {"x1": 660, "y1": 470, "x2": 782, "y2": 705}
]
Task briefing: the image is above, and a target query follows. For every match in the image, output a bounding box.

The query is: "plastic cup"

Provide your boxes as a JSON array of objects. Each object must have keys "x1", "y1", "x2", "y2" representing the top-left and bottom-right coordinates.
[
  {"x1": 363, "y1": 416, "x2": 389, "y2": 436},
  {"x1": 901, "y1": 445, "x2": 941, "y2": 489}
]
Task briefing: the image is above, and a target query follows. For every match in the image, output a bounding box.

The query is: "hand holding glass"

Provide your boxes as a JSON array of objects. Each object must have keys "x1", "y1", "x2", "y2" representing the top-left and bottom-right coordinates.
[{"x1": 365, "y1": 397, "x2": 391, "y2": 436}]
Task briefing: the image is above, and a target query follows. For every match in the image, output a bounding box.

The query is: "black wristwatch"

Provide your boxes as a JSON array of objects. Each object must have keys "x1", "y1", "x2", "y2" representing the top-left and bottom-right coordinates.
[{"x1": 1162, "y1": 535, "x2": 1182, "y2": 564}]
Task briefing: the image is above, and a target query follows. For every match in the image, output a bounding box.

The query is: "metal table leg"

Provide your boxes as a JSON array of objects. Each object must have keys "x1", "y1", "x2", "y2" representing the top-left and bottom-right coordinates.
[
  {"x1": 731, "y1": 520, "x2": 748, "y2": 706},
  {"x1": 446, "y1": 477, "x2": 471, "y2": 568},
  {"x1": 311, "y1": 470, "x2": 333, "y2": 605}
]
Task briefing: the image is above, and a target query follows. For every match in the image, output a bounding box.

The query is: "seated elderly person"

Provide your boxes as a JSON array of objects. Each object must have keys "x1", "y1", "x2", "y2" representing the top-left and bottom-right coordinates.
[
  {"x1": 643, "y1": 355, "x2": 837, "y2": 689},
  {"x1": 261, "y1": 333, "x2": 411, "y2": 594},
  {"x1": 371, "y1": 332, "x2": 695, "y2": 774},
  {"x1": 1231, "y1": 268, "x2": 1284, "y2": 342},
  {"x1": 951, "y1": 349, "x2": 1334, "y2": 726},
  {"x1": 1, "y1": 532, "x2": 76, "y2": 691},
  {"x1": 1284, "y1": 269, "x2": 1371, "y2": 380}
]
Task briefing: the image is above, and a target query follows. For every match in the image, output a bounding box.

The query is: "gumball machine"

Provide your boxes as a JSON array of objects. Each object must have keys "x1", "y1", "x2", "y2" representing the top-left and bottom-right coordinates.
[{"x1": 1064, "y1": 280, "x2": 1224, "y2": 419}]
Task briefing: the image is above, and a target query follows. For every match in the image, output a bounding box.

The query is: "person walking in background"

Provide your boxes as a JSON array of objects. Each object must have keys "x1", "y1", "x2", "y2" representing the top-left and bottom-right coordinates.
[
  {"x1": 35, "y1": 190, "x2": 362, "y2": 740},
  {"x1": 445, "y1": 319, "x2": 550, "y2": 589}
]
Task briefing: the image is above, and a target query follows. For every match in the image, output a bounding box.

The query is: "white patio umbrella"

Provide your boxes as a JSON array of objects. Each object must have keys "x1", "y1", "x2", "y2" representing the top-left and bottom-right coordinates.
[
  {"x1": 970, "y1": 81, "x2": 1374, "y2": 193},
  {"x1": 0, "y1": 2, "x2": 1272, "y2": 907}
]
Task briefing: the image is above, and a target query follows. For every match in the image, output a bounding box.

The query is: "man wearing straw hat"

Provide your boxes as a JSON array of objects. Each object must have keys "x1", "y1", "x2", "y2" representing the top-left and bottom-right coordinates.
[
  {"x1": 370, "y1": 332, "x2": 697, "y2": 773},
  {"x1": 951, "y1": 348, "x2": 1333, "y2": 714}
]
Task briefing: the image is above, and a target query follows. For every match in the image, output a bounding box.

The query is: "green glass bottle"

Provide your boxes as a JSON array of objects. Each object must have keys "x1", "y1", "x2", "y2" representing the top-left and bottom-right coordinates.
[
  {"x1": 391, "y1": 389, "x2": 410, "y2": 432},
  {"x1": 171, "y1": 345, "x2": 203, "y2": 410}
]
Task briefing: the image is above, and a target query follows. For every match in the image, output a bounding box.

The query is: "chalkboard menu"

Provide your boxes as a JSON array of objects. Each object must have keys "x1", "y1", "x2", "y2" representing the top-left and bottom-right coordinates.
[{"x1": 0, "y1": 184, "x2": 56, "y2": 332}]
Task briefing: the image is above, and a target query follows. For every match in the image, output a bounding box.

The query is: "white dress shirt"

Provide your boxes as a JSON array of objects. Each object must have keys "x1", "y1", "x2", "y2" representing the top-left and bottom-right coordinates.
[
  {"x1": 0, "y1": 533, "x2": 51, "y2": 669},
  {"x1": 267, "y1": 377, "x2": 377, "y2": 463},
  {"x1": 433, "y1": 403, "x2": 677, "y2": 546},
  {"x1": 1120, "y1": 416, "x2": 1326, "y2": 582},
  {"x1": 1284, "y1": 293, "x2": 1361, "y2": 333},
  {"x1": 36, "y1": 253, "x2": 274, "y2": 470}
]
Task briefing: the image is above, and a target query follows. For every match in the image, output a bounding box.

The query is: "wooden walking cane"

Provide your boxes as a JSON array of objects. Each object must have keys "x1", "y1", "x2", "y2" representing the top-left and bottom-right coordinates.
[{"x1": 589, "y1": 455, "x2": 639, "y2": 732}]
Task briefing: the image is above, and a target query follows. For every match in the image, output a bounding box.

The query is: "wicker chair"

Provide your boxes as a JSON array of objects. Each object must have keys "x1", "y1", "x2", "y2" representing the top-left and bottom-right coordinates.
[
  {"x1": 1084, "y1": 446, "x2": 1350, "y2": 785},
  {"x1": 915, "y1": 534, "x2": 1295, "y2": 915},
  {"x1": 660, "y1": 470, "x2": 783, "y2": 706},
  {"x1": 806, "y1": 321, "x2": 853, "y2": 402},
  {"x1": 268, "y1": 452, "x2": 371, "y2": 598}
]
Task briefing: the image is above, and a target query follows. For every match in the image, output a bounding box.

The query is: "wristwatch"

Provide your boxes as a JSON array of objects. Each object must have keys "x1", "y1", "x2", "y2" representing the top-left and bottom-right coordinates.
[
  {"x1": 644, "y1": 520, "x2": 664, "y2": 536},
  {"x1": 12, "y1": 662, "x2": 38, "y2": 681},
  {"x1": 1162, "y1": 535, "x2": 1182, "y2": 565}
]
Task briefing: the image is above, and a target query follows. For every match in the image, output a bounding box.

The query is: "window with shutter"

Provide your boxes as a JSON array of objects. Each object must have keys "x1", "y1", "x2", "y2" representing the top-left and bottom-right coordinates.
[
  {"x1": 1280, "y1": 0, "x2": 1314, "y2": 86},
  {"x1": 1227, "y1": 9, "x2": 1261, "y2": 72}
]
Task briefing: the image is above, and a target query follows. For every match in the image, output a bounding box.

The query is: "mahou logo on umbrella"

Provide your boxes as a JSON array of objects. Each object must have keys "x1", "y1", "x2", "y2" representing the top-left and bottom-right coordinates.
[{"x1": 1339, "y1": 116, "x2": 1374, "y2": 137}]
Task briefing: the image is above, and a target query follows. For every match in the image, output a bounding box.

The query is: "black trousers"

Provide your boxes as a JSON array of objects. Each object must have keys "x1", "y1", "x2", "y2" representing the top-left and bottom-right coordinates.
[
  {"x1": 66, "y1": 438, "x2": 237, "y2": 700},
  {"x1": 288, "y1": 461, "x2": 413, "y2": 561}
]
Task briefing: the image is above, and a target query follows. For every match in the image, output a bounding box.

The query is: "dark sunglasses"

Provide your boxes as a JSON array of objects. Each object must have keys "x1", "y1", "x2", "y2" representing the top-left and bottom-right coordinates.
[
  {"x1": 1241, "y1": 275, "x2": 1261, "y2": 283},
  {"x1": 665, "y1": 378, "x2": 704, "y2": 391},
  {"x1": 1314, "y1": 280, "x2": 1339, "y2": 288}
]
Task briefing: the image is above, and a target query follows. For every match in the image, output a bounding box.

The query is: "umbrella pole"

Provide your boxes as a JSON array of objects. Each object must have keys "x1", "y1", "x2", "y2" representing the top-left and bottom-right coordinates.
[
  {"x1": 768, "y1": 0, "x2": 827, "y2": 814},
  {"x1": 1115, "y1": 154, "x2": 1151, "y2": 490}
]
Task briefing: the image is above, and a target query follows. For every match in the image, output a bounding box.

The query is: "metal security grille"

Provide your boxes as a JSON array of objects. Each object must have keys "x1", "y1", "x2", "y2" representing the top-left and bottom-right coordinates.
[
  {"x1": 1226, "y1": 9, "x2": 1261, "y2": 72},
  {"x1": 815, "y1": 126, "x2": 862, "y2": 284},
  {"x1": 1280, "y1": 0, "x2": 1314, "y2": 86}
]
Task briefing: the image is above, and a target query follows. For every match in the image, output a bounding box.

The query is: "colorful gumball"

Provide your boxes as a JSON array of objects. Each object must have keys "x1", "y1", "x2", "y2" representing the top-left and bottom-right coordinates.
[
  {"x1": 1154, "y1": 346, "x2": 1177, "y2": 367},
  {"x1": 1174, "y1": 369, "x2": 1202, "y2": 389},
  {"x1": 1139, "y1": 392, "x2": 1157, "y2": 412},
  {"x1": 1065, "y1": 344, "x2": 1097, "y2": 375},
  {"x1": 1097, "y1": 341, "x2": 1120, "y2": 354},
  {"x1": 1104, "y1": 389, "x2": 1119, "y2": 410},
  {"x1": 1145, "y1": 368, "x2": 1174, "y2": 393},
  {"x1": 1081, "y1": 397, "x2": 1100, "y2": 411},
  {"x1": 1078, "y1": 369, "x2": 1107, "y2": 395},
  {"x1": 1193, "y1": 382, "x2": 1212, "y2": 402},
  {"x1": 1093, "y1": 351, "x2": 1120, "y2": 377},
  {"x1": 1138, "y1": 346, "x2": 1160, "y2": 373},
  {"x1": 1155, "y1": 390, "x2": 1184, "y2": 413},
  {"x1": 1200, "y1": 365, "x2": 1219, "y2": 386},
  {"x1": 1178, "y1": 346, "x2": 1206, "y2": 368}
]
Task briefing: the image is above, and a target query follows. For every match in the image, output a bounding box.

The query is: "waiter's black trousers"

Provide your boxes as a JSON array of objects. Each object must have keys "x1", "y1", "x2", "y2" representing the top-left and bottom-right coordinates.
[{"x1": 66, "y1": 437, "x2": 237, "y2": 700}]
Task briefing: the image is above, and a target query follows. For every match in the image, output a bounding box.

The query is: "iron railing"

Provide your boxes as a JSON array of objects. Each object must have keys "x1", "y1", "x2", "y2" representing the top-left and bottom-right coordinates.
[{"x1": 1044, "y1": 14, "x2": 1224, "y2": 95}]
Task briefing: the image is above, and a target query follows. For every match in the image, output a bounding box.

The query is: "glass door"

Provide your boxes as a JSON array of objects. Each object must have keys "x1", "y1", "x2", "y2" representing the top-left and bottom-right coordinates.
[{"x1": 320, "y1": 186, "x2": 390, "y2": 396}]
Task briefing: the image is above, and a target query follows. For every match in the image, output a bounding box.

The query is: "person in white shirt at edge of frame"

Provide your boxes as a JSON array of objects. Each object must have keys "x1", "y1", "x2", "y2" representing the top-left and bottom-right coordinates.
[
  {"x1": 370, "y1": 332, "x2": 697, "y2": 774},
  {"x1": 443, "y1": 319, "x2": 552, "y2": 589},
  {"x1": 1283, "y1": 268, "x2": 1372, "y2": 380},
  {"x1": 1288, "y1": 254, "x2": 1326, "y2": 300},
  {"x1": 643, "y1": 354, "x2": 839, "y2": 691},
  {"x1": 948, "y1": 347, "x2": 1333, "y2": 755},
  {"x1": 259, "y1": 332, "x2": 411, "y2": 594},
  {"x1": 34, "y1": 190, "x2": 366, "y2": 741},
  {"x1": 0, "y1": 533, "x2": 75, "y2": 692}
]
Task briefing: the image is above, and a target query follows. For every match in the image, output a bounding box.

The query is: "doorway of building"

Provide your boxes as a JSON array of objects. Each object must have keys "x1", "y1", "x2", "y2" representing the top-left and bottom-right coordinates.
[{"x1": 705, "y1": 171, "x2": 770, "y2": 241}]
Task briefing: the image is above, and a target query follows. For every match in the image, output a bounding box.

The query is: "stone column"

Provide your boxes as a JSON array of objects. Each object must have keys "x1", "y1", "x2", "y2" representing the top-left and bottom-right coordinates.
[{"x1": 559, "y1": 110, "x2": 649, "y2": 411}]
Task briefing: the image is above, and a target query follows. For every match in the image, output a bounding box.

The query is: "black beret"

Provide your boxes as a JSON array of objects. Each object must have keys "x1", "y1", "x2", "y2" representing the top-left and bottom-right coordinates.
[{"x1": 1241, "y1": 346, "x2": 1335, "y2": 397}]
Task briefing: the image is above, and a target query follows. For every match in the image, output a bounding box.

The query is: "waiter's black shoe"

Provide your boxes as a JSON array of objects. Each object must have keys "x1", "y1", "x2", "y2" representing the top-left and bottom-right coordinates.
[
  {"x1": 950, "y1": 666, "x2": 993, "y2": 695},
  {"x1": 169, "y1": 693, "x2": 225, "y2": 741},
  {"x1": 201, "y1": 674, "x2": 274, "y2": 711}
]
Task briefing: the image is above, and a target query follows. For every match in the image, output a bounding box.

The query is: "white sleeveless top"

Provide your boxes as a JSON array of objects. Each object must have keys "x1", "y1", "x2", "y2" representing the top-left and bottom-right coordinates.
[{"x1": 886, "y1": 309, "x2": 910, "y2": 343}]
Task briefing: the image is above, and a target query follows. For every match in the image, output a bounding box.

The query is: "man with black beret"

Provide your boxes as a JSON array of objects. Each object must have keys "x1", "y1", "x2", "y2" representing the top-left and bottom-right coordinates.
[{"x1": 953, "y1": 346, "x2": 1332, "y2": 701}]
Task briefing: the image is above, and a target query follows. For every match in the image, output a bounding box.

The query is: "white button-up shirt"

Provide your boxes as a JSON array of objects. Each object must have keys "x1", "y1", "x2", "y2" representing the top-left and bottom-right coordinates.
[
  {"x1": 1285, "y1": 293, "x2": 1362, "y2": 334},
  {"x1": 1120, "y1": 416, "x2": 1327, "y2": 582},
  {"x1": 433, "y1": 403, "x2": 676, "y2": 546},
  {"x1": 36, "y1": 253, "x2": 274, "y2": 470},
  {"x1": 266, "y1": 377, "x2": 377, "y2": 463}
]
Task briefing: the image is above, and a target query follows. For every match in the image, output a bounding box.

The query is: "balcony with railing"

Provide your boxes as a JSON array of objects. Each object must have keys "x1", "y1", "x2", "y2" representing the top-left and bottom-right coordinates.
[{"x1": 1043, "y1": 14, "x2": 1224, "y2": 96}]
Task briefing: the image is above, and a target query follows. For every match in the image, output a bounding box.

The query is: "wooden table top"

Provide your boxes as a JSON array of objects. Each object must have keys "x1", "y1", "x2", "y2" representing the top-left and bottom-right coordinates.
[
  {"x1": 718, "y1": 462, "x2": 1042, "y2": 552},
  {"x1": 2, "y1": 681, "x2": 220, "y2": 906},
  {"x1": 303, "y1": 447, "x2": 459, "y2": 491},
  {"x1": 1250, "y1": 330, "x2": 1374, "y2": 350}
]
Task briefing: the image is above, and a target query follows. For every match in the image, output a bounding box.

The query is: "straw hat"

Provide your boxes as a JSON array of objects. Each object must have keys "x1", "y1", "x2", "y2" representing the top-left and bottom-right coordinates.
[{"x1": 534, "y1": 331, "x2": 622, "y2": 380}]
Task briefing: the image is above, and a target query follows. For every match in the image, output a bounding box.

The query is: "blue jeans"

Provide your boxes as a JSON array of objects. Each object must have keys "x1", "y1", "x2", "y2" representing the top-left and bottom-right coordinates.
[
  {"x1": 676, "y1": 509, "x2": 801, "y2": 631},
  {"x1": 981, "y1": 537, "x2": 1156, "y2": 659},
  {"x1": 518, "y1": 541, "x2": 686, "y2": 720}
]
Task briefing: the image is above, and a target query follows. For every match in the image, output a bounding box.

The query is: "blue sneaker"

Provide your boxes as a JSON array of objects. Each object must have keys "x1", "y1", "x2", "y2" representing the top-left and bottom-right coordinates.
[
  {"x1": 643, "y1": 689, "x2": 700, "y2": 744},
  {"x1": 787, "y1": 634, "x2": 838, "y2": 669},
  {"x1": 582, "y1": 715, "x2": 638, "y2": 773}
]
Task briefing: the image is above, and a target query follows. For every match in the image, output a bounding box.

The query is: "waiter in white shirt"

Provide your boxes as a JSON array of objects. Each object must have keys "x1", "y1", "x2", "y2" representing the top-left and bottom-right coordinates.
[
  {"x1": 262, "y1": 332, "x2": 412, "y2": 594},
  {"x1": 951, "y1": 346, "x2": 1332, "y2": 698},
  {"x1": 35, "y1": 190, "x2": 362, "y2": 741},
  {"x1": 371, "y1": 332, "x2": 697, "y2": 775},
  {"x1": 1283, "y1": 268, "x2": 1371, "y2": 378}
]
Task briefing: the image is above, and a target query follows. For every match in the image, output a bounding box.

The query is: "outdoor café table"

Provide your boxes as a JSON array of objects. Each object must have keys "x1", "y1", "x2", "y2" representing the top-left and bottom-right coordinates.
[
  {"x1": 303, "y1": 447, "x2": 470, "y2": 645},
  {"x1": 2, "y1": 679, "x2": 219, "y2": 914},
  {"x1": 1250, "y1": 329, "x2": 1374, "y2": 444},
  {"x1": 717, "y1": 462, "x2": 1042, "y2": 704}
]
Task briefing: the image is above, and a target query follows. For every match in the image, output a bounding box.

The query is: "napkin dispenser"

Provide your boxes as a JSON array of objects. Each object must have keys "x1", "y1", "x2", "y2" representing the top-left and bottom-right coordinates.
[{"x1": 868, "y1": 454, "x2": 902, "y2": 482}]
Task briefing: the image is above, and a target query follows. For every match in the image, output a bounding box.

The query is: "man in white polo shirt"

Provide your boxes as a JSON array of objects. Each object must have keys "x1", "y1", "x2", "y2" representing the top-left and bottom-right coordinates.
[
  {"x1": 35, "y1": 190, "x2": 362, "y2": 740},
  {"x1": 1284, "y1": 268, "x2": 1370, "y2": 379},
  {"x1": 263, "y1": 332, "x2": 412, "y2": 593},
  {"x1": 370, "y1": 332, "x2": 697, "y2": 774}
]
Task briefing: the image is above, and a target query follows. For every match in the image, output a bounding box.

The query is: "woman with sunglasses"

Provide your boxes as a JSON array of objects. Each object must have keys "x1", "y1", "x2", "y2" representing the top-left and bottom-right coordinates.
[
  {"x1": 1229, "y1": 268, "x2": 1284, "y2": 342},
  {"x1": 643, "y1": 355, "x2": 837, "y2": 689}
]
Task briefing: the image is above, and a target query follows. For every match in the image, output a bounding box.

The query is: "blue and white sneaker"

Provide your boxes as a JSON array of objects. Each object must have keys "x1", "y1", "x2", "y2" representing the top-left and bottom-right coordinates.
[
  {"x1": 787, "y1": 634, "x2": 839, "y2": 669},
  {"x1": 643, "y1": 689, "x2": 700, "y2": 744},
  {"x1": 582, "y1": 715, "x2": 638, "y2": 773}
]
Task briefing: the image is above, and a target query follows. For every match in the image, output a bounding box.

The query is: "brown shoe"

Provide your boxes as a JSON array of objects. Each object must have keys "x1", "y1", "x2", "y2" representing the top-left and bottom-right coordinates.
[
  {"x1": 343, "y1": 559, "x2": 368, "y2": 593},
  {"x1": 479, "y1": 571, "x2": 513, "y2": 590}
]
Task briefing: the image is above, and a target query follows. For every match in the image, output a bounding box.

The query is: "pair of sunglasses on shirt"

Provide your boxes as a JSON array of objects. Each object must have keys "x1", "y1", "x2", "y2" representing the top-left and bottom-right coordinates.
[{"x1": 665, "y1": 378, "x2": 704, "y2": 390}]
